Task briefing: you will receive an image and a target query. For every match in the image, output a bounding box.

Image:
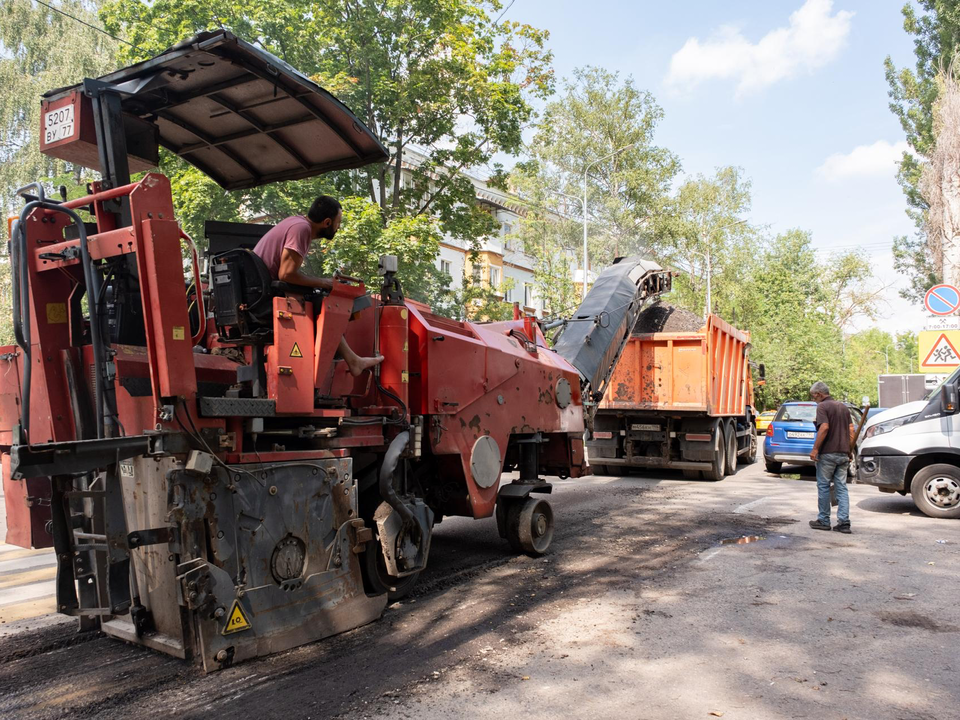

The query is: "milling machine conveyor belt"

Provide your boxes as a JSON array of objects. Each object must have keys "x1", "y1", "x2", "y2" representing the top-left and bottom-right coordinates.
[{"x1": 553, "y1": 256, "x2": 672, "y2": 404}]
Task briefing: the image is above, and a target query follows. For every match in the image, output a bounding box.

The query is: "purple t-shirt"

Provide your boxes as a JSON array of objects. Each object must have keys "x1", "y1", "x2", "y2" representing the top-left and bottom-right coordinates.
[{"x1": 252, "y1": 216, "x2": 312, "y2": 279}]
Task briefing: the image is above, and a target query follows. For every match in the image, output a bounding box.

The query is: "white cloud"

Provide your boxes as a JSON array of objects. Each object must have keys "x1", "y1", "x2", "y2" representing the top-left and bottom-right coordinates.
[
  {"x1": 665, "y1": 0, "x2": 854, "y2": 95},
  {"x1": 817, "y1": 140, "x2": 910, "y2": 181}
]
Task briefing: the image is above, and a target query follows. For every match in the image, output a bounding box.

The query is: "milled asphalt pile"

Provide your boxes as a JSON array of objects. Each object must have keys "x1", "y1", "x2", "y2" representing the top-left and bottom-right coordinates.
[{"x1": 633, "y1": 302, "x2": 705, "y2": 334}]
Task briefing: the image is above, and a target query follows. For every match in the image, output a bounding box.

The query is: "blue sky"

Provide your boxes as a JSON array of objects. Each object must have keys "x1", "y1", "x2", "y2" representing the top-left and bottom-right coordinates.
[{"x1": 504, "y1": 0, "x2": 924, "y2": 334}]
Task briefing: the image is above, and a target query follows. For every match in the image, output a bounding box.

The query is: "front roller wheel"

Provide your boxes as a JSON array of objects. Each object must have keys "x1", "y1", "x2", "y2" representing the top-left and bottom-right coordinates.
[
  {"x1": 361, "y1": 537, "x2": 421, "y2": 601},
  {"x1": 506, "y1": 497, "x2": 555, "y2": 557}
]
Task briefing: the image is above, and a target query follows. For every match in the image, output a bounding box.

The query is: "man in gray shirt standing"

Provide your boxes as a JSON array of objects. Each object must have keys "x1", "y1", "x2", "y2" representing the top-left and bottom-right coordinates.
[{"x1": 809, "y1": 381, "x2": 856, "y2": 534}]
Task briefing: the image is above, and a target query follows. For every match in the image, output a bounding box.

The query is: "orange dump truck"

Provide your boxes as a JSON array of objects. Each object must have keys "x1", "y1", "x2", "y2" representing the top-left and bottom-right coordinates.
[{"x1": 586, "y1": 311, "x2": 760, "y2": 480}]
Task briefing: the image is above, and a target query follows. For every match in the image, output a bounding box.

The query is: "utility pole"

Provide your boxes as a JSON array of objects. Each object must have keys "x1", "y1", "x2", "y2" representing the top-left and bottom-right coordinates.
[{"x1": 582, "y1": 143, "x2": 635, "y2": 297}]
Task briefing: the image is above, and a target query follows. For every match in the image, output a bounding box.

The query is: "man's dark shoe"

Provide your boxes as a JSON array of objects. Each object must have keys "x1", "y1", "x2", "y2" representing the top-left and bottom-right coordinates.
[
  {"x1": 833, "y1": 522, "x2": 852, "y2": 534},
  {"x1": 809, "y1": 519, "x2": 832, "y2": 531}
]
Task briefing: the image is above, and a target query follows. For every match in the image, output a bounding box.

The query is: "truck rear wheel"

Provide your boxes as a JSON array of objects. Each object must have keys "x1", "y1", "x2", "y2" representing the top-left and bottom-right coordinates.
[
  {"x1": 910, "y1": 464, "x2": 960, "y2": 519},
  {"x1": 742, "y1": 431, "x2": 758, "y2": 464},
  {"x1": 724, "y1": 420, "x2": 738, "y2": 476},
  {"x1": 703, "y1": 424, "x2": 726, "y2": 482}
]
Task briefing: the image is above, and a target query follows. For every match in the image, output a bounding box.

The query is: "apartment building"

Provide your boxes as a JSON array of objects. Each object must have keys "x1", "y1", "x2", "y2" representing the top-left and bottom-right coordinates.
[{"x1": 400, "y1": 148, "x2": 590, "y2": 318}]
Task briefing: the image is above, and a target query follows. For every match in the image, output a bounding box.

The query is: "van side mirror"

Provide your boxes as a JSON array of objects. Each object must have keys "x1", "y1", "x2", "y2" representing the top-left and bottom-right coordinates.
[{"x1": 944, "y1": 384, "x2": 958, "y2": 414}]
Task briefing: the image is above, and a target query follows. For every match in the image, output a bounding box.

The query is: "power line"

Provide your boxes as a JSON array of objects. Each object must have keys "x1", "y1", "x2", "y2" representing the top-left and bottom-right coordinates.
[
  {"x1": 494, "y1": 0, "x2": 517, "y2": 25},
  {"x1": 33, "y1": 0, "x2": 136, "y2": 48}
]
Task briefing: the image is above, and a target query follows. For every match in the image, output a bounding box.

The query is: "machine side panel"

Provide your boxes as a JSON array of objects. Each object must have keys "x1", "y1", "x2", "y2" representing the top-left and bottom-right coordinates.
[
  {"x1": 0, "y1": 348, "x2": 23, "y2": 446},
  {"x1": 1, "y1": 452, "x2": 52, "y2": 548},
  {"x1": 138, "y1": 218, "x2": 198, "y2": 399},
  {"x1": 268, "y1": 296, "x2": 315, "y2": 414},
  {"x1": 24, "y1": 211, "x2": 78, "y2": 444}
]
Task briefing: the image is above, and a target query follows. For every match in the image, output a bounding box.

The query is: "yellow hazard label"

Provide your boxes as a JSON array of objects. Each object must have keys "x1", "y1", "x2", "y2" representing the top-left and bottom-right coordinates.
[
  {"x1": 222, "y1": 601, "x2": 252, "y2": 635},
  {"x1": 290, "y1": 342, "x2": 303, "y2": 358},
  {"x1": 46, "y1": 303, "x2": 67, "y2": 324},
  {"x1": 403, "y1": 341, "x2": 408, "y2": 352},
  {"x1": 172, "y1": 326, "x2": 185, "y2": 340},
  {"x1": 401, "y1": 370, "x2": 409, "y2": 383},
  {"x1": 400, "y1": 308, "x2": 408, "y2": 320}
]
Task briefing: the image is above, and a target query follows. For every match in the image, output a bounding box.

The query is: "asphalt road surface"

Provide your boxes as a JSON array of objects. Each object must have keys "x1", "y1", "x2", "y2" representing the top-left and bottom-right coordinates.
[{"x1": 1, "y1": 460, "x2": 956, "y2": 720}]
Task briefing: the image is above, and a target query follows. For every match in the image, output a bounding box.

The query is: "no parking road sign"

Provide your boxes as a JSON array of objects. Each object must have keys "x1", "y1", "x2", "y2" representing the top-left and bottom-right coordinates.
[{"x1": 924, "y1": 284, "x2": 960, "y2": 316}]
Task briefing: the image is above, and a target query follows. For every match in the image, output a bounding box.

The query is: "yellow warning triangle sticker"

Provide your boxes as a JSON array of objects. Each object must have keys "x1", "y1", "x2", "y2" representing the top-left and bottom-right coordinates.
[
  {"x1": 222, "y1": 600, "x2": 252, "y2": 635},
  {"x1": 289, "y1": 342, "x2": 303, "y2": 358}
]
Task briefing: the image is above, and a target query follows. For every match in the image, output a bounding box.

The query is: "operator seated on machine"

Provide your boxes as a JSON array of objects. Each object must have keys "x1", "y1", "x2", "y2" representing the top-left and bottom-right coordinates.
[{"x1": 253, "y1": 195, "x2": 383, "y2": 377}]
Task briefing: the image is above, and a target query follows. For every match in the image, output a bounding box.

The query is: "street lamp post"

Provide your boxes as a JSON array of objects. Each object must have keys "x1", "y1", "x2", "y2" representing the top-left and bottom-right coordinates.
[
  {"x1": 582, "y1": 143, "x2": 636, "y2": 297},
  {"x1": 686, "y1": 218, "x2": 749, "y2": 316}
]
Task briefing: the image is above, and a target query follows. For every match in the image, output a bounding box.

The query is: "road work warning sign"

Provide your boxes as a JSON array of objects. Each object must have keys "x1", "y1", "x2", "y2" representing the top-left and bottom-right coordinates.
[
  {"x1": 222, "y1": 601, "x2": 252, "y2": 635},
  {"x1": 919, "y1": 331, "x2": 960, "y2": 372}
]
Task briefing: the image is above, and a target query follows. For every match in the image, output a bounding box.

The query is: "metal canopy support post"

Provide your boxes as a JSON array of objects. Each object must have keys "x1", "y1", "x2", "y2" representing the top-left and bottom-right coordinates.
[{"x1": 84, "y1": 79, "x2": 132, "y2": 227}]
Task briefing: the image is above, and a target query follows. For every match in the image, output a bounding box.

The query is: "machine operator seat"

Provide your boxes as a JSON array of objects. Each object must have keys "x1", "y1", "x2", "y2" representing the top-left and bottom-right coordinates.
[{"x1": 211, "y1": 248, "x2": 322, "y2": 344}]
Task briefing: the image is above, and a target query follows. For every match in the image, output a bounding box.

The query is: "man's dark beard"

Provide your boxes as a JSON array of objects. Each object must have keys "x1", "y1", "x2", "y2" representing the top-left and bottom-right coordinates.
[{"x1": 318, "y1": 225, "x2": 337, "y2": 240}]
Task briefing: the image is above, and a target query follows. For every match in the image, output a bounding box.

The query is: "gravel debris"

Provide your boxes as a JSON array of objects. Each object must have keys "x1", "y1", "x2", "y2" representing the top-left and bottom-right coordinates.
[{"x1": 633, "y1": 302, "x2": 705, "y2": 334}]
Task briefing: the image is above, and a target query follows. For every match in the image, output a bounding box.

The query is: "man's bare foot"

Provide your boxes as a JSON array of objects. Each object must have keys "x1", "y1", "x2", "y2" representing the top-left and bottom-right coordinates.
[{"x1": 348, "y1": 354, "x2": 383, "y2": 377}]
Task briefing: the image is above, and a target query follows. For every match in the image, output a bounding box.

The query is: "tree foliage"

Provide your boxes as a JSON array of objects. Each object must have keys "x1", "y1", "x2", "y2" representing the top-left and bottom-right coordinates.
[
  {"x1": 660, "y1": 166, "x2": 756, "y2": 318},
  {"x1": 304, "y1": 196, "x2": 455, "y2": 314},
  {"x1": 885, "y1": 1, "x2": 960, "y2": 298},
  {"x1": 526, "y1": 66, "x2": 679, "y2": 268},
  {"x1": 0, "y1": 0, "x2": 117, "y2": 214},
  {"x1": 101, "y1": 0, "x2": 553, "y2": 247}
]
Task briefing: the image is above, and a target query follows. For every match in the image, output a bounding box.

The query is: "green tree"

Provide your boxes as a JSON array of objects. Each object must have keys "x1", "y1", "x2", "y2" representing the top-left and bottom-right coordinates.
[
  {"x1": 508, "y1": 159, "x2": 582, "y2": 319},
  {"x1": 305, "y1": 196, "x2": 455, "y2": 314},
  {"x1": 101, "y1": 0, "x2": 553, "y2": 248},
  {"x1": 0, "y1": 0, "x2": 117, "y2": 212},
  {"x1": 527, "y1": 66, "x2": 679, "y2": 269},
  {"x1": 0, "y1": 0, "x2": 120, "y2": 345},
  {"x1": 661, "y1": 166, "x2": 756, "y2": 319},
  {"x1": 885, "y1": 1, "x2": 960, "y2": 299}
]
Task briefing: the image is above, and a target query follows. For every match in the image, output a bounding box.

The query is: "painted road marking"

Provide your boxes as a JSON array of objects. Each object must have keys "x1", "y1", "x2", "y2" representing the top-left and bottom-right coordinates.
[{"x1": 734, "y1": 497, "x2": 771, "y2": 515}]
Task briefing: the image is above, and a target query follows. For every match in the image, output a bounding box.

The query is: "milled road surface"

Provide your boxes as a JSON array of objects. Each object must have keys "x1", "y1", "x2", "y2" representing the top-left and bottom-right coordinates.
[{"x1": 0, "y1": 461, "x2": 956, "y2": 720}]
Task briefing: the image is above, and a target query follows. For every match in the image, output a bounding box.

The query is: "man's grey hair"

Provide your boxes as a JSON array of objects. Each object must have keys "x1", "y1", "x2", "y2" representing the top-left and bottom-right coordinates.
[{"x1": 810, "y1": 381, "x2": 830, "y2": 396}]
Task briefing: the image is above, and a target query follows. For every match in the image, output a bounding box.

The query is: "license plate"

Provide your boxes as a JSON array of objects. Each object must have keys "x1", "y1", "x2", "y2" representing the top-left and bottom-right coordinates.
[
  {"x1": 44, "y1": 104, "x2": 75, "y2": 144},
  {"x1": 631, "y1": 423, "x2": 660, "y2": 431},
  {"x1": 786, "y1": 431, "x2": 815, "y2": 439}
]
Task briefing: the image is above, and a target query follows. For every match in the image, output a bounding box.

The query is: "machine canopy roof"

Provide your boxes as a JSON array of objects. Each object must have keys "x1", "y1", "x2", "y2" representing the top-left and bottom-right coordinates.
[{"x1": 45, "y1": 30, "x2": 388, "y2": 190}]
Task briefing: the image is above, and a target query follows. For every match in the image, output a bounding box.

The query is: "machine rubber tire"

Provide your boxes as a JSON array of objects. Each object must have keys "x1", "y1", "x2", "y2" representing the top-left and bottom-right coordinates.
[
  {"x1": 682, "y1": 469, "x2": 702, "y2": 480},
  {"x1": 361, "y1": 537, "x2": 422, "y2": 601},
  {"x1": 765, "y1": 460, "x2": 782, "y2": 474},
  {"x1": 742, "y1": 431, "x2": 758, "y2": 464},
  {"x1": 506, "y1": 496, "x2": 554, "y2": 556},
  {"x1": 910, "y1": 464, "x2": 960, "y2": 519},
  {"x1": 725, "y1": 420, "x2": 738, "y2": 476},
  {"x1": 703, "y1": 424, "x2": 726, "y2": 482}
]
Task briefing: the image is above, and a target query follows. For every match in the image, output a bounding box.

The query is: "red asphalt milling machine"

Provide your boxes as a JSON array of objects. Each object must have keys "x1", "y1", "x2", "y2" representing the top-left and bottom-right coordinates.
[{"x1": 1, "y1": 31, "x2": 672, "y2": 670}]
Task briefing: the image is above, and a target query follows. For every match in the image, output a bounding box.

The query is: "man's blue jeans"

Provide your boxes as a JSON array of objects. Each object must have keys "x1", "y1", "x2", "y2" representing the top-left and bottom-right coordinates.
[{"x1": 816, "y1": 452, "x2": 850, "y2": 525}]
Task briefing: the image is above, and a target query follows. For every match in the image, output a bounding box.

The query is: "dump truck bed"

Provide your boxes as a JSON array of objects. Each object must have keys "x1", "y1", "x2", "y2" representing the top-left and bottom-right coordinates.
[{"x1": 599, "y1": 313, "x2": 751, "y2": 417}]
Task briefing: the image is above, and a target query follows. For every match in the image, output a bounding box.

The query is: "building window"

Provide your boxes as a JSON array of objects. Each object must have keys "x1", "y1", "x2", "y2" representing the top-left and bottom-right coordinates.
[
  {"x1": 472, "y1": 264, "x2": 481, "y2": 283},
  {"x1": 524, "y1": 283, "x2": 534, "y2": 307},
  {"x1": 489, "y1": 266, "x2": 501, "y2": 288},
  {"x1": 440, "y1": 259, "x2": 452, "y2": 276}
]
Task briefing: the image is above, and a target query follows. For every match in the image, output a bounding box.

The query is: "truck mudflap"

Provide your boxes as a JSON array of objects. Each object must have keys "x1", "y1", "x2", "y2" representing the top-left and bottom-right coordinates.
[{"x1": 97, "y1": 456, "x2": 386, "y2": 672}]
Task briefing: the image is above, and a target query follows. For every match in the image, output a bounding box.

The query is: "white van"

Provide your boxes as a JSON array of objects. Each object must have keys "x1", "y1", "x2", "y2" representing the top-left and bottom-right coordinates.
[{"x1": 857, "y1": 368, "x2": 960, "y2": 519}]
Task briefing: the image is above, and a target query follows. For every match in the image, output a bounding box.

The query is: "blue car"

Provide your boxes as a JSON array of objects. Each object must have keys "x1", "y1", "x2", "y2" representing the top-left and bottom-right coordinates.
[{"x1": 763, "y1": 401, "x2": 862, "y2": 473}]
